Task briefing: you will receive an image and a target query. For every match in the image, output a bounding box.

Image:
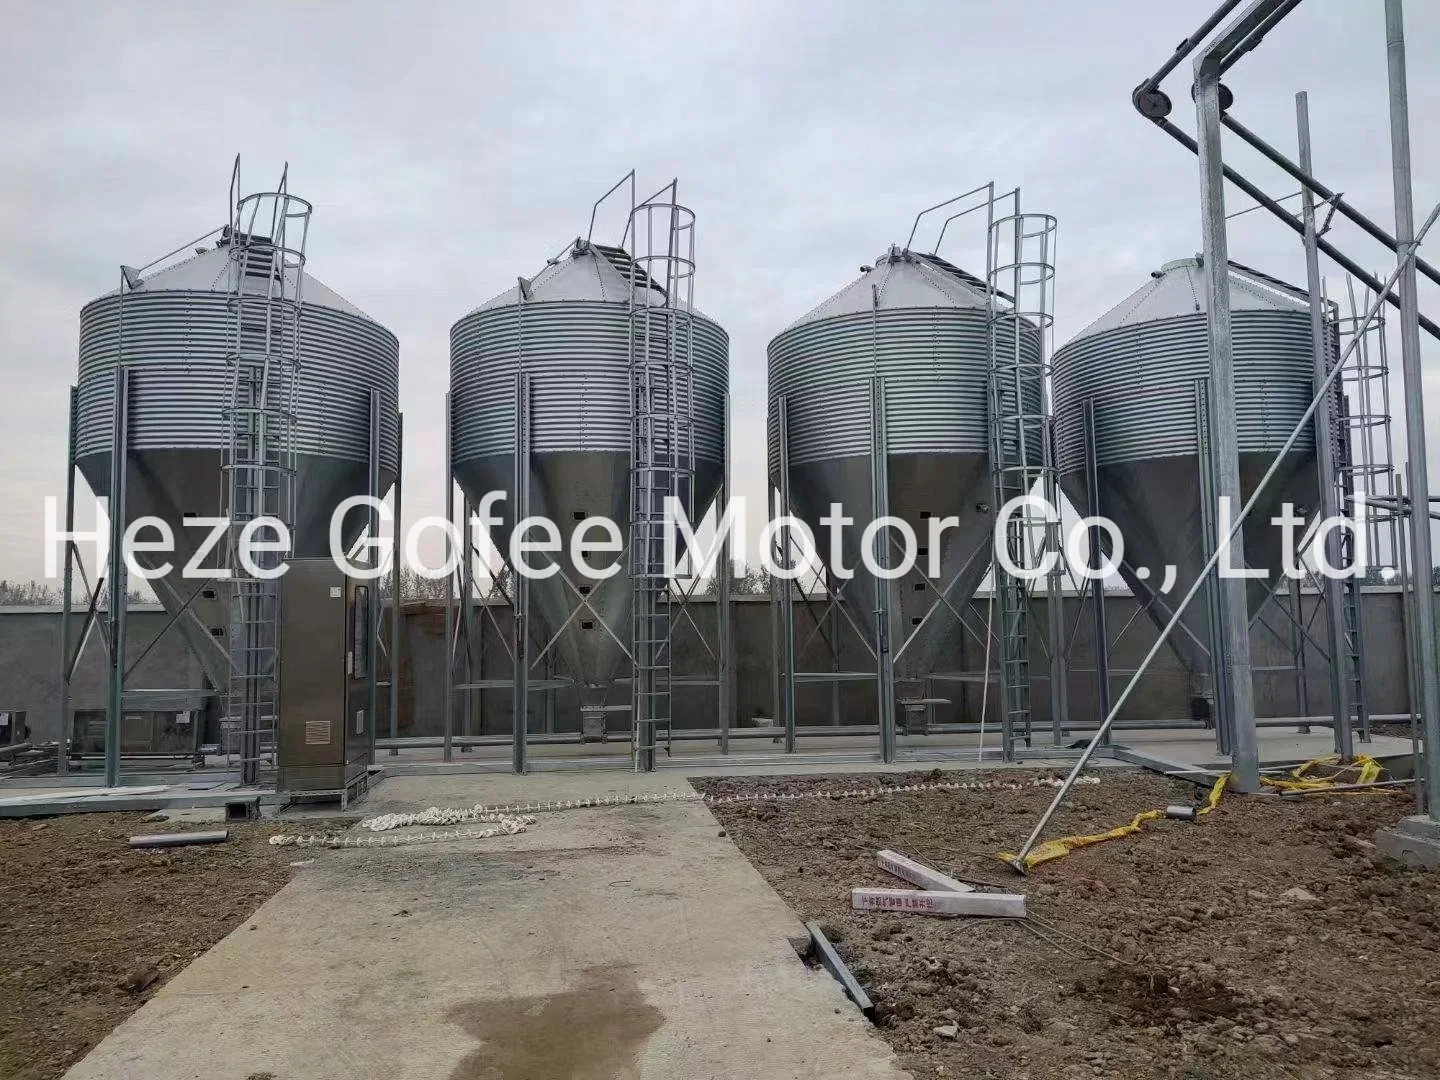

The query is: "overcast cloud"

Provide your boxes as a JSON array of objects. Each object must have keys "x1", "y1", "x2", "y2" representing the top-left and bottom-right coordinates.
[{"x1": 1, "y1": 0, "x2": 1436, "y2": 581}]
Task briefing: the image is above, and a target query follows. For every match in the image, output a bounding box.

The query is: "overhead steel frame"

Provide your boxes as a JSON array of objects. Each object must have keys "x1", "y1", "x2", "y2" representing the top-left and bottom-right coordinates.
[
  {"x1": 1131, "y1": 0, "x2": 1440, "y2": 804},
  {"x1": 1008, "y1": 0, "x2": 1440, "y2": 869}
]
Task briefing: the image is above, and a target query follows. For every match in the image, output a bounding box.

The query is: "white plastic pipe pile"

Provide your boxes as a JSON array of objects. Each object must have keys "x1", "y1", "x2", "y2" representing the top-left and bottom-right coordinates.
[
  {"x1": 875, "y1": 849, "x2": 975, "y2": 893},
  {"x1": 858, "y1": 847, "x2": 1025, "y2": 917},
  {"x1": 851, "y1": 888, "x2": 1027, "y2": 918}
]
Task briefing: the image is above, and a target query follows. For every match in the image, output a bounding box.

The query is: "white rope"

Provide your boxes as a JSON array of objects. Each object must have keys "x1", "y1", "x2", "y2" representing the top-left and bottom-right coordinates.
[
  {"x1": 269, "y1": 813, "x2": 535, "y2": 849},
  {"x1": 353, "y1": 775, "x2": 1101, "y2": 833}
]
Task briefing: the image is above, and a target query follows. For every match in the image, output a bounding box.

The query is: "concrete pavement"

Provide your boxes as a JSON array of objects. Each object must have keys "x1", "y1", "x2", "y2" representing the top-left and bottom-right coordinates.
[{"x1": 65, "y1": 771, "x2": 910, "y2": 1080}]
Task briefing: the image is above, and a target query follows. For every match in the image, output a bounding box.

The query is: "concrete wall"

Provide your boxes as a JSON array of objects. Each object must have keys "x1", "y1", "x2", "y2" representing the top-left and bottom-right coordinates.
[
  {"x1": 0, "y1": 606, "x2": 211, "y2": 745},
  {"x1": 2, "y1": 587, "x2": 1429, "y2": 744}
]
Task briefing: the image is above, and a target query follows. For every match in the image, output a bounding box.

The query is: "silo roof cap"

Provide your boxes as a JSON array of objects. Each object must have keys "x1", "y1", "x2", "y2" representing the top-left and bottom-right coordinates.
[
  {"x1": 467, "y1": 239, "x2": 663, "y2": 313},
  {"x1": 1067, "y1": 255, "x2": 1311, "y2": 344},
  {"x1": 779, "y1": 245, "x2": 996, "y2": 332},
  {"x1": 464, "y1": 238, "x2": 721, "y2": 323},
  {"x1": 97, "y1": 239, "x2": 381, "y2": 323}
]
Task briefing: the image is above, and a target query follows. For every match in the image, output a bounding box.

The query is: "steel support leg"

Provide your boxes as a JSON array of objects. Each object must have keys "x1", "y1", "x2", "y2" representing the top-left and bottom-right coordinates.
[
  {"x1": 389, "y1": 413, "x2": 403, "y2": 755},
  {"x1": 718, "y1": 397, "x2": 733, "y2": 754},
  {"x1": 461, "y1": 494, "x2": 476, "y2": 750},
  {"x1": 777, "y1": 395, "x2": 797, "y2": 754},
  {"x1": 1082, "y1": 400, "x2": 1112, "y2": 740},
  {"x1": 57, "y1": 386, "x2": 78, "y2": 775},
  {"x1": 367, "y1": 389, "x2": 381, "y2": 762},
  {"x1": 513, "y1": 372, "x2": 531, "y2": 775},
  {"x1": 871, "y1": 377, "x2": 896, "y2": 762},
  {"x1": 104, "y1": 367, "x2": 131, "y2": 787},
  {"x1": 442, "y1": 391, "x2": 454, "y2": 764}
]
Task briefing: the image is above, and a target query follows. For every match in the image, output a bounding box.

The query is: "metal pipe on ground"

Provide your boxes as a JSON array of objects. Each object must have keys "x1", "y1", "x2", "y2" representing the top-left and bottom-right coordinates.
[{"x1": 128, "y1": 830, "x2": 229, "y2": 849}]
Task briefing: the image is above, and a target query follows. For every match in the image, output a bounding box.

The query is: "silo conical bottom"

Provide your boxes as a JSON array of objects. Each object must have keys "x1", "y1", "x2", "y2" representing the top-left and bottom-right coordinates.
[
  {"x1": 1059, "y1": 451, "x2": 1320, "y2": 675},
  {"x1": 453, "y1": 451, "x2": 723, "y2": 708},
  {"x1": 784, "y1": 451, "x2": 995, "y2": 681},
  {"x1": 76, "y1": 448, "x2": 393, "y2": 692}
]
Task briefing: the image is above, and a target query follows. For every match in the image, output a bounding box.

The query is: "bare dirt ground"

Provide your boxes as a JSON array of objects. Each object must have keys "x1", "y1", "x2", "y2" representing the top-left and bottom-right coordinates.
[
  {"x1": 696, "y1": 768, "x2": 1440, "y2": 1080},
  {"x1": 0, "y1": 813, "x2": 320, "y2": 1080}
]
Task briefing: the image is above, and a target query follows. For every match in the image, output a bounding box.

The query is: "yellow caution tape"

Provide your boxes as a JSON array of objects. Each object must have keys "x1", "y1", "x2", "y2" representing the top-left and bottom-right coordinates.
[
  {"x1": 1000, "y1": 751, "x2": 1399, "y2": 872},
  {"x1": 1259, "y1": 753, "x2": 1396, "y2": 794},
  {"x1": 998, "y1": 774, "x2": 1228, "y2": 871}
]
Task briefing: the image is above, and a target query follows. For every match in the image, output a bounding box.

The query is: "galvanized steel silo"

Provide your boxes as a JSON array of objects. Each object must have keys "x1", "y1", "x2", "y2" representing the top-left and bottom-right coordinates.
[
  {"x1": 75, "y1": 237, "x2": 401, "y2": 687},
  {"x1": 767, "y1": 245, "x2": 1042, "y2": 677},
  {"x1": 1051, "y1": 256, "x2": 1322, "y2": 669},
  {"x1": 449, "y1": 238, "x2": 729, "y2": 693}
]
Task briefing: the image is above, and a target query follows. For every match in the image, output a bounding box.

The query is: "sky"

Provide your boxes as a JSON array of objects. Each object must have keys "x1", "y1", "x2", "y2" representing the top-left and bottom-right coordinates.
[{"x1": 1, "y1": 0, "x2": 1437, "y2": 584}]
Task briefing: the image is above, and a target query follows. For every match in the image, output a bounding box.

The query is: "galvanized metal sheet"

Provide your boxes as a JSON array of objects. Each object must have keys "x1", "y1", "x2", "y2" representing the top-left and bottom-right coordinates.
[
  {"x1": 781, "y1": 248, "x2": 990, "y2": 332},
  {"x1": 767, "y1": 307, "x2": 1040, "y2": 468},
  {"x1": 105, "y1": 243, "x2": 383, "y2": 323},
  {"x1": 451, "y1": 302, "x2": 727, "y2": 465},
  {"x1": 77, "y1": 292, "x2": 400, "y2": 470},
  {"x1": 449, "y1": 246, "x2": 730, "y2": 692},
  {"x1": 1052, "y1": 308, "x2": 1317, "y2": 474},
  {"x1": 1067, "y1": 256, "x2": 1310, "y2": 344}
]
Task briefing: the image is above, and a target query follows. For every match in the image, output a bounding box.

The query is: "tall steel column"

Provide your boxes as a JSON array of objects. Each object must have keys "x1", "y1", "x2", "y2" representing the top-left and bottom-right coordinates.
[
  {"x1": 1082, "y1": 399, "x2": 1112, "y2": 738},
  {"x1": 717, "y1": 397, "x2": 733, "y2": 754},
  {"x1": 513, "y1": 371, "x2": 532, "y2": 775},
  {"x1": 1193, "y1": 61, "x2": 1261, "y2": 792},
  {"x1": 1385, "y1": 0, "x2": 1440, "y2": 817},
  {"x1": 389, "y1": 413, "x2": 403, "y2": 755},
  {"x1": 367, "y1": 389, "x2": 381, "y2": 757},
  {"x1": 104, "y1": 365, "x2": 132, "y2": 788},
  {"x1": 1296, "y1": 92, "x2": 1354, "y2": 760},
  {"x1": 870, "y1": 375, "x2": 897, "y2": 762},
  {"x1": 776, "y1": 396, "x2": 797, "y2": 753},
  {"x1": 460, "y1": 494, "x2": 476, "y2": 746},
  {"x1": 442, "y1": 390, "x2": 454, "y2": 764},
  {"x1": 56, "y1": 386, "x2": 79, "y2": 776}
]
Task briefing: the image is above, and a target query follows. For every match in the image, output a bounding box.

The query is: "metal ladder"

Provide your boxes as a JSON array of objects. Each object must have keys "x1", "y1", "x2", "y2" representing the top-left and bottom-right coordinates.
[
  {"x1": 986, "y1": 202, "x2": 1060, "y2": 759},
  {"x1": 221, "y1": 161, "x2": 310, "y2": 787},
  {"x1": 626, "y1": 188, "x2": 696, "y2": 771},
  {"x1": 1333, "y1": 394, "x2": 1368, "y2": 740},
  {"x1": 1333, "y1": 277, "x2": 1399, "y2": 744}
]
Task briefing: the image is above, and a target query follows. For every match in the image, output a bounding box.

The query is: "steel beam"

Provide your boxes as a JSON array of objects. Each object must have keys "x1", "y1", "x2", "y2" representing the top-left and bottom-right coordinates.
[
  {"x1": 1385, "y1": 0, "x2": 1440, "y2": 819},
  {"x1": 1193, "y1": 64, "x2": 1260, "y2": 792},
  {"x1": 1296, "y1": 92, "x2": 1353, "y2": 760}
]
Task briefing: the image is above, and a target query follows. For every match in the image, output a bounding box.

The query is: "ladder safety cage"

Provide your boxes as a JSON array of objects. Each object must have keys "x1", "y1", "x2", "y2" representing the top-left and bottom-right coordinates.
[
  {"x1": 220, "y1": 159, "x2": 313, "y2": 787},
  {"x1": 986, "y1": 201, "x2": 1061, "y2": 760},
  {"x1": 626, "y1": 184, "x2": 697, "y2": 771}
]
